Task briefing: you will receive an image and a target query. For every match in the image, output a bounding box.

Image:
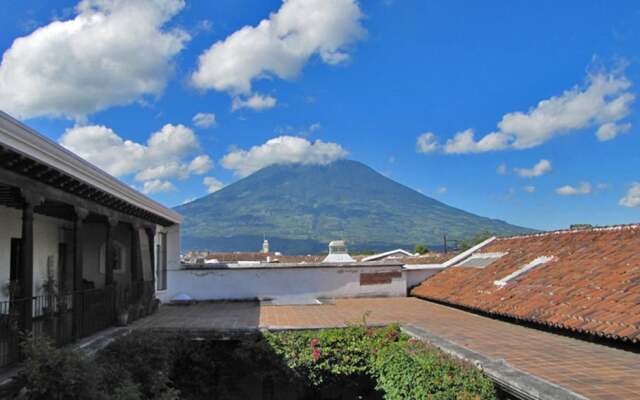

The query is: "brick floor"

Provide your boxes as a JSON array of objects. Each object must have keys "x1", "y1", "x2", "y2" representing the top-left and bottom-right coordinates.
[{"x1": 134, "y1": 298, "x2": 640, "y2": 400}]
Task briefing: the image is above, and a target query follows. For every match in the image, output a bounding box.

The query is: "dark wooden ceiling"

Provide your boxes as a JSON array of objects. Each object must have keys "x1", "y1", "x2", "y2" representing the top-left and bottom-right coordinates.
[{"x1": 0, "y1": 145, "x2": 174, "y2": 226}]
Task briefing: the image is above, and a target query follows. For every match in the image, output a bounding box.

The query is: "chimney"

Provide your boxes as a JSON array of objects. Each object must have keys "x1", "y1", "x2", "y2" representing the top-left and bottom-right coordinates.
[{"x1": 322, "y1": 240, "x2": 355, "y2": 263}]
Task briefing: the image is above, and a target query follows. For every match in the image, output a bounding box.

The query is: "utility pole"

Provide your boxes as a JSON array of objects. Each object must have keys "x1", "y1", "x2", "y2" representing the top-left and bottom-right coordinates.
[{"x1": 443, "y1": 233, "x2": 448, "y2": 254}]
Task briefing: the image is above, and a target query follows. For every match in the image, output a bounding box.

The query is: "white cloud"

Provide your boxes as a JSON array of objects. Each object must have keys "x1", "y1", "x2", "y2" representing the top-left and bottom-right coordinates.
[
  {"x1": 203, "y1": 176, "x2": 225, "y2": 193},
  {"x1": 443, "y1": 129, "x2": 509, "y2": 154},
  {"x1": 619, "y1": 182, "x2": 640, "y2": 207},
  {"x1": 192, "y1": 112, "x2": 216, "y2": 128},
  {"x1": 436, "y1": 186, "x2": 447, "y2": 194},
  {"x1": 0, "y1": 0, "x2": 189, "y2": 120},
  {"x1": 596, "y1": 122, "x2": 631, "y2": 141},
  {"x1": 514, "y1": 159, "x2": 552, "y2": 178},
  {"x1": 496, "y1": 163, "x2": 507, "y2": 175},
  {"x1": 522, "y1": 185, "x2": 536, "y2": 193},
  {"x1": 221, "y1": 135, "x2": 348, "y2": 176},
  {"x1": 424, "y1": 69, "x2": 635, "y2": 154},
  {"x1": 556, "y1": 182, "x2": 592, "y2": 196},
  {"x1": 504, "y1": 187, "x2": 516, "y2": 200},
  {"x1": 307, "y1": 123, "x2": 322, "y2": 134},
  {"x1": 188, "y1": 155, "x2": 213, "y2": 175},
  {"x1": 141, "y1": 179, "x2": 176, "y2": 194},
  {"x1": 231, "y1": 93, "x2": 277, "y2": 111},
  {"x1": 60, "y1": 123, "x2": 211, "y2": 186},
  {"x1": 416, "y1": 132, "x2": 438, "y2": 153},
  {"x1": 135, "y1": 162, "x2": 188, "y2": 181},
  {"x1": 275, "y1": 122, "x2": 321, "y2": 136},
  {"x1": 191, "y1": 0, "x2": 365, "y2": 95}
]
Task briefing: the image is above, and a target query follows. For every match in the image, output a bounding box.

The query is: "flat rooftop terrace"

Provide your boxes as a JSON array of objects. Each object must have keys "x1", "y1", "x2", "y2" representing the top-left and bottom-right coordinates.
[{"x1": 133, "y1": 297, "x2": 640, "y2": 400}]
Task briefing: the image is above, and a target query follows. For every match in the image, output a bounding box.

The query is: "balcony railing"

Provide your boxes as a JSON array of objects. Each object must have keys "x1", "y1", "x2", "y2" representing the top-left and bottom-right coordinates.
[{"x1": 0, "y1": 281, "x2": 155, "y2": 368}]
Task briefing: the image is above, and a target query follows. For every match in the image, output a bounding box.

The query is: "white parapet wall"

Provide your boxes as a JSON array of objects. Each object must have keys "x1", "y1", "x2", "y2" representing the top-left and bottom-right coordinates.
[
  {"x1": 403, "y1": 264, "x2": 445, "y2": 289},
  {"x1": 158, "y1": 262, "x2": 407, "y2": 302}
]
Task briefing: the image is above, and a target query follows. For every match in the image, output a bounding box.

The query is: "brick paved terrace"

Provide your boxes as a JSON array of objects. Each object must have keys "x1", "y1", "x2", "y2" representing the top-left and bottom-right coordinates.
[{"x1": 133, "y1": 297, "x2": 640, "y2": 400}]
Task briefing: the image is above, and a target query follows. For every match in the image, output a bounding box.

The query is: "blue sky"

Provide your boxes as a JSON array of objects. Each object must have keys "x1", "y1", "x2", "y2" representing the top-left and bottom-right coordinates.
[{"x1": 0, "y1": 0, "x2": 639, "y2": 231}]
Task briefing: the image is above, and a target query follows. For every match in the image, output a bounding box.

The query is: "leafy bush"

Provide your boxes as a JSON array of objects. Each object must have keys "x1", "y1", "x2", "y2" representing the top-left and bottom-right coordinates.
[
  {"x1": 265, "y1": 324, "x2": 496, "y2": 399},
  {"x1": 265, "y1": 324, "x2": 400, "y2": 385},
  {"x1": 16, "y1": 337, "x2": 104, "y2": 400},
  {"x1": 95, "y1": 331, "x2": 178, "y2": 399},
  {"x1": 371, "y1": 339, "x2": 495, "y2": 400},
  {"x1": 16, "y1": 325, "x2": 496, "y2": 400}
]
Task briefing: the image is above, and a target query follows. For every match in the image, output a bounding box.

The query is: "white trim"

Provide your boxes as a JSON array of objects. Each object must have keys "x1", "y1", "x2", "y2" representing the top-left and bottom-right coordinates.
[
  {"x1": 494, "y1": 256, "x2": 554, "y2": 287},
  {"x1": 454, "y1": 251, "x2": 507, "y2": 269},
  {"x1": 402, "y1": 264, "x2": 445, "y2": 271},
  {"x1": 442, "y1": 236, "x2": 496, "y2": 268},
  {"x1": 0, "y1": 111, "x2": 181, "y2": 224},
  {"x1": 362, "y1": 248, "x2": 413, "y2": 262}
]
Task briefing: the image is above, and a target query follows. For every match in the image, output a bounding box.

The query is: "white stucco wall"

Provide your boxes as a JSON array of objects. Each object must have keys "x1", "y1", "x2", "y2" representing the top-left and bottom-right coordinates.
[
  {"x1": 404, "y1": 267, "x2": 443, "y2": 289},
  {"x1": 403, "y1": 264, "x2": 444, "y2": 289},
  {"x1": 0, "y1": 205, "x2": 71, "y2": 302},
  {"x1": 152, "y1": 224, "x2": 180, "y2": 293},
  {"x1": 158, "y1": 264, "x2": 406, "y2": 302}
]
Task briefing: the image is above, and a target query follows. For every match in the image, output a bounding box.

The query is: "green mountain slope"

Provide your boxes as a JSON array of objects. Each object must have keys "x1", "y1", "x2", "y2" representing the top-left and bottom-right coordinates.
[{"x1": 175, "y1": 160, "x2": 532, "y2": 254}]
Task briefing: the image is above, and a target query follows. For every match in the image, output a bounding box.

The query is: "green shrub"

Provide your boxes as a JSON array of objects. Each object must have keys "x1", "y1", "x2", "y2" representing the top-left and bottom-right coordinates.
[
  {"x1": 371, "y1": 339, "x2": 496, "y2": 400},
  {"x1": 16, "y1": 325, "x2": 496, "y2": 400},
  {"x1": 265, "y1": 324, "x2": 401, "y2": 386},
  {"x1": 16, "y1": 336, "x2": 104, "y2": 400},
  {"x1": 95, "y1": 331, "x2": 177, "y2": 399},
  {"x1": 109, "y1": 381, "x2": 142, "y2": 400},
  {"x1": 266, "y1": 325, "x2": 496, "y2": 400}
]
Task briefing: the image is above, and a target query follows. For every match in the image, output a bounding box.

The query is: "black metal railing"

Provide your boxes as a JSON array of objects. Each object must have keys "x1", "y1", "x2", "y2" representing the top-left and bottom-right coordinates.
[
  {"x1": 0, "y1": 283, "x2": 155, "y2": 369},
  {"x1": 0, "y1": 294, "x2": 76, "y2": 368}
]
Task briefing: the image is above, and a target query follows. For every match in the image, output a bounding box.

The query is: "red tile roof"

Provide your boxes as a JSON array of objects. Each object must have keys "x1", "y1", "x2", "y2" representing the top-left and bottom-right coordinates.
[
  {"x1": 401, "y1": 253, "x2": 457, "y2": 265},
  {"x1": 411, "y1": 224, "x2": 640, "y2": 343}
]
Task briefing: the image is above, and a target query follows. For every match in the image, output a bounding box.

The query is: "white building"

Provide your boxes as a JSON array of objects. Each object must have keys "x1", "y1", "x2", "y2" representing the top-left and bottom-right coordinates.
[{"x1": 0, "y1": 111, "x2": 181, "y2": 367}]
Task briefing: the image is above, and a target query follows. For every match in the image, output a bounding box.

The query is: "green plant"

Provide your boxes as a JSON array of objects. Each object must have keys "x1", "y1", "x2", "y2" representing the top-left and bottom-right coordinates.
[
  {"x1": 371, "y1": 338, "x2": 496, "y2": 400},
  {"x1": 110, "y1": 381, "x2": 142, "y2": 400},
  {"x1": 41, "y1": 271, "x2": 57, "y2": 298},
  {"x1": 2, "y1": 280, "x2": 20, "y2": 298},
  {"x1": 95, "y1": 331, "x2": 177, "y2": 399},
  {"x1": 16, "y1": 325, "x2": 496, "y2": 399},
  {"x1": 415, "y1": 244, "x2": 429, "y2": 254},
  {"x1": 128, "y1": 303, "x2": 139, "y2": 322},
  {"x1": 264, "y1": 324, "x2": 401, "y2": 386},
  {"x1": 16, "y1": 336, "x2": 104, "y2": 400},
  {"x1": 265, "y1": 324, "x2": 496, "y2": 399}
]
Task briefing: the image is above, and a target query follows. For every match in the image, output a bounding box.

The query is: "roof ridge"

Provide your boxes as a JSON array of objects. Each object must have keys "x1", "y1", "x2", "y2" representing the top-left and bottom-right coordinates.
[{"x1": 496, "y1": 223, "x2": 640, "y2": 241}]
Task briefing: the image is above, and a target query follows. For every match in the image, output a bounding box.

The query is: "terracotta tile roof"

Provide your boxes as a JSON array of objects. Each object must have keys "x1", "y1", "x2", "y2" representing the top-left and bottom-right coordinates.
[
  {"x1": 401, "y1": 253, "x2": 457, "y2": 265},
  {"x1": 411, "y1": 224, "x2": 640, "y2": 343}
]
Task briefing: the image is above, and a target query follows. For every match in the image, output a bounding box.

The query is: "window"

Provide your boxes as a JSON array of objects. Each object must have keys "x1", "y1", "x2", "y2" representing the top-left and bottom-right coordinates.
[{"x1": 99, "y1": 241, "x2": 126, "y2": 274}]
